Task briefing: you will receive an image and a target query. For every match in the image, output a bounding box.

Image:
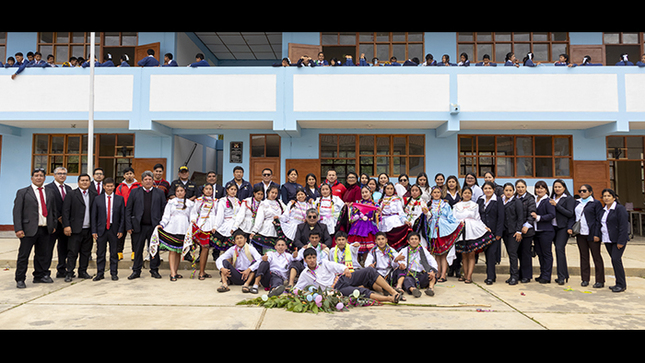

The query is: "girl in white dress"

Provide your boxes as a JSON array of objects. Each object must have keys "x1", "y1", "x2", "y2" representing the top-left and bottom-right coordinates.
[
  {"x1": 403, "y1": 184, "x2": 429, "y2": 248},
  {"x1": 152, "y1": 184, "x2": 193, "y2": 281},
  {"x1": 378, "y1": 182, "x2": 411, "y2": 250},
  {"x1": 212, "y1": 182, "x2": 241, "y2": 252},
  {"x1": 280, "y1": 187, "x2": 314, "y2": 242},
  {"x1": 314, "y1": 183, "x2": 345, "y2": 236},
  {"x1": 233, "y1": 185, "x2": 264, "y2": 235},
  {"x1": 250, "y1": 185, "x2": 288, "y2": 252},
  {"x1": 452, "y1": 186, "x2": 495, "y2": 283},
  {"x1": 189, "y1": 183, "x2": 218, "y2": 280}
]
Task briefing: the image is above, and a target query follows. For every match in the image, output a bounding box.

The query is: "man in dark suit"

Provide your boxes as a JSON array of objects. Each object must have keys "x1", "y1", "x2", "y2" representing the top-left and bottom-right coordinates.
[
  {"x1": 292, "y1": 208, "x2": 332, "y2": 250},
  {"x1": 45, "y1": 166, "x2": 73, "y2": 278},
  {"x1": 253, "y1": 168, "x2": 280, "y2": 200},
  {"x1": 91, "y1": 177, "x2": 125, "y2": 281},
  {"x1": 196, "y1": 170, "x2": 224, "y2": 199},
  {"x1": 13, "y1": 168, "x2": 59, "y2": 288},
  {"x1": 62, "y1": 173, "x2": 96, "y2": 282},
  {"x1": 89, "y1": 167, "x2": 105, "y2": 197},
  {"x1": 126, "y1": 170, "x2": 167, "y2": 279}
]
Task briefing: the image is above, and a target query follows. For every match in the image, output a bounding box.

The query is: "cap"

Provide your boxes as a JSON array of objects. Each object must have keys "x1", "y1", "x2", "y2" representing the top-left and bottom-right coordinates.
[{"x1": 178, "y1": 166, "x2": 189, "y2": 172}]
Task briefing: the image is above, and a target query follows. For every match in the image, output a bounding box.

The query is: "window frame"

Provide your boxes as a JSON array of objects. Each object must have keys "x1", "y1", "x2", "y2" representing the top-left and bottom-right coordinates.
[{"x1": 456, "y1": 32, "x2": 569, "y2": 64}]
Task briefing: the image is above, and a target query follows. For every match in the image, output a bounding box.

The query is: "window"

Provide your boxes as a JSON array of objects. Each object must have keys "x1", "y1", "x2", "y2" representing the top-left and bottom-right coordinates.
[
  {"x1": 321, "y1": 32, "x2": 424, "y2": 63},
  {"x1": 457, "y1": 32, "x2": 569, "y2": 63},
  {"x1": 37, "y1": 32, "x2": 137, "y2": 65},
  {"x1": 606, "y1": 135, "x2": 645, "y2": 196},
  {"x1": 33, "y1": 133, "x2": 134, "y2": 183},
  {"x1": 0, "y1": 32, "x2": 6, "y2": 65},
  {"x1": 320, "y1": 134, "x2": 424, "y2": 182},
  {"x1": 251, "y1": 134, "x2": 280, "y2": 158},
  {"x1": 459, "y1": 135, "x2": 572, "y2": 178}
]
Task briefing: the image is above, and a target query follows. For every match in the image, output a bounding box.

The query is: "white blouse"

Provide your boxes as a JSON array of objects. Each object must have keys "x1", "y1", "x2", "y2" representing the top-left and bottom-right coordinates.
[
  {"x1": 190, "y1": 197, "x2": 218, "y2": 232},
  {"x1": 252, "y1": 199, "x2": 287, "y2": 237},
  {"x1": 280, "y1": 200, "x2": 314, "y2": 240},
  {"x1": 314, "y1": 195, "x2": 344, "y2": 234},
  {"x1": 213, "y1": 196, "x2": 240, "y2": 237},
  {"x1": 160, "y1": 198, "x2": 194, "y2": 235},
  {"x1": 452, "y1": 200, "x2": 490, "y2": 241},
  {"x1": 233, "y1": 197, "x2": 261, "y2": 233},
  {"x1": 378, "y1": 195, "x2": 407, "y2": 232}
]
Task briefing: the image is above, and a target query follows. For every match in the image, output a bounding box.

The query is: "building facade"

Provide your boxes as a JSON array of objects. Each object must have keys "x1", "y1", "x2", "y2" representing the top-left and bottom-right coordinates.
[{"x1": 1, "y1": 31, "x2": 644, "y2": 228}]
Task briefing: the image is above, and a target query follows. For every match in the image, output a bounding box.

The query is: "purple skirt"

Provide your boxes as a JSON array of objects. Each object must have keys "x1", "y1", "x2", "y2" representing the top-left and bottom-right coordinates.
[{"x1": 349, "y1": 220, "x2": 379, "y2": 237}]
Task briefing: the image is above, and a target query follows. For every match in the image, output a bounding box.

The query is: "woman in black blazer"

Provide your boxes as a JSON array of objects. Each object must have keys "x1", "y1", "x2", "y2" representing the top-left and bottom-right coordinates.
[
  {"x1": 572, "y1": 184, "x2": 605, "y2": 288},
  {"x1": 515, "y1": 179, "x2": 537, "y2": 283},
  {"x1": 530, "y1": 180, "x2": 556, "y2": 284},
  {"x1": 501, "y1": 183, "x2": 524, "y2": 285},
  {"x1": 600, "y1": 188, "x2": 629, "y2": 292},
  {"x1": 549, "y1": 179, "x2": 575, "y2": 285},
  {"x1": 478, "y1": 181, "x2": 505, "y2": 285}
]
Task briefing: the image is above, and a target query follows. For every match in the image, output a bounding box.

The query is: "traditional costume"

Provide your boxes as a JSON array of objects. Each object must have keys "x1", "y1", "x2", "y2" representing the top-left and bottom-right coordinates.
[
  {"x1": 347, "y1": 198, "x2": 380, "y2": 254},
  {"x1": 378, "y1": 194, "x2": 410, "y2": 250},
  {"x1": 211, "y1": 196, "x2": 241, "y2": 251},
  {"x1": 452, "y1": 200, "x2": 495, "y2": 254},
  {"x1": 150, "y1": 198, "x2": 194, "y2": 257},
  {"x1": 314, "y1": 194, "x2": 344, "y2": 236},
  {"x1": 250, "y1": 198, "x2": 288, "y2": 251}
]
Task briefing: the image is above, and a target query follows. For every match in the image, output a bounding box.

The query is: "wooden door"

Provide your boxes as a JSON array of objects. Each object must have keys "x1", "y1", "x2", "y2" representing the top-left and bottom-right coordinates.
[
  {"x1": 286, "y1": 159, "x2": 321, "y2": 186},
  {"x1": 288, "y1": 43, "x2": 323, "y2": 64},
  {"x1": 572, "y1": 160, "x2": 610, "y2": 200},
  {"x1": 134, "y1": 42, "x2": 161, "y2": 66},
  {"x1": 570, "y1": 45, "x2": 605, "y2": 66},
  {"x1": 132, "y1": 158, "x2": 166, "y2": 180},
  {"x1": 249, "y1": 157, "x2": 280, "y2": 186}
]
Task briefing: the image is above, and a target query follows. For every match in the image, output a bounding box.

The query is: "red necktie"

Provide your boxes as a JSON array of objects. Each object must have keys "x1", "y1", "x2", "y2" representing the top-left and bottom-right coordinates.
[
  {"x1": 106, "y1": 195, "x2": 111, "y2": 230},
  {"x1": 38, "y1": 187, "x2": 48, "y2": 217},
  {"x1": 97, "y1": 182, "x2": 101, "y2": 195},
  {"x1": 60, "y1": 184, "x2": 66, "y2": 200}
]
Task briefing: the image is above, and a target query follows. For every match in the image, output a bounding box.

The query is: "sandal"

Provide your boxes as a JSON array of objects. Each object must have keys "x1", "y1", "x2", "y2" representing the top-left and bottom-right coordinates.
[
  {"x1": 175, "y1": 274, "x2": 183, "y2": 279},
  {"x1": 393, "y1": 292, "x2": 402, "y2": 304},
  {"x1": 438, "y1": 277, "x2": 447, "y2": 283},
  {"x1": 411, "y1": 288, "x2": 422, "y2": 298},
  {"x1": 250, "y1": 286, "x2": 258, "y2": 294},
  {"x1": 425, "y1": 288, "x2": 435, "y2": 296},
  {"x1": 458, "y1": 276, "x2": 465, "y2": 282},
  {"x1": 394, "y1": 287, "x2": 404, "y2": 294},
  {"x1": 170, "y1": 275, "x2": 177, "y2": 282},
  {"x1": 217, "y1": 285, "x2": 230, "y2": 293},
  {"x1": 242, "y1": 286, "x2": 251, "y2": 293},
  {"x1": 465, "y1": 279, "x2": 473, "y2": 284}
]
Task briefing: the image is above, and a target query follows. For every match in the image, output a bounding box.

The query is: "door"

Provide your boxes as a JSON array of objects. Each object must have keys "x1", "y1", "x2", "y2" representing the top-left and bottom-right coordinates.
[
  {"x1": 249, "y1": 134, "x2": 280, "y2": 185},
  {"x1": 132, "y1": 158, "x2": 166, "y2": 180},
  {"x1": 288, "y1": 43, "x2": 322, "y2": 64},
  {"x1": 286, "y1": 159, "x2": 321, "y2": 186},
  {"x1": 134, "y1": 42, "x2": 161, "y2": 66},
  {"x1": 572, "y1": 160, "x2": 610, "y2": 201}
]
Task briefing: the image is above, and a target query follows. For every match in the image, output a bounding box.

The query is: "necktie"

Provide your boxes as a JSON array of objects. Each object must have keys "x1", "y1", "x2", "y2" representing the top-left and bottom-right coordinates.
[
  {"x1": 38, "y1": 187, "x2": 48, "y2": 217},
  {"x1": 97, "y1": 182, "x2": 101, "y2": 195},
  {"x1": 107, "y1": 195, "x2": 111, "y2": 230},
  {"x1": 60, "y1": 184, "x2": 66, "y2": 200}
]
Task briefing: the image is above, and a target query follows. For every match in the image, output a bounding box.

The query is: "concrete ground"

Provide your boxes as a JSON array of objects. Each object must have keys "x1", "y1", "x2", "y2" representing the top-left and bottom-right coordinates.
[{"x1": 0, "y1": 233, "x2": 643, "y2": 330}]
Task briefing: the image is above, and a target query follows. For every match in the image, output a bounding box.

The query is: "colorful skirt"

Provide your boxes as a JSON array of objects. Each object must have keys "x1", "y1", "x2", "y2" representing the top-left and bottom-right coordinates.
[
  {"x1": 191, "y1": 222, "x2": 213, "y2": 248},
  {"x1": 456, "y1": 231, "x2": 496, "y2": 254},
  {"x1": 157, "y1": 229, "x2": 186, "y2": 254},
  {"x1": 387, "y1": 225, "x2": 412, "y2": 251},
  {"x1": 429, "y1": 221, "x2": 464, "y2": 255},
  {"x1": 211, "y1": 231, "x2": 234, "y2": 252},
  {"x1": 250, "y1": 219, "x2": 290, "y2": 252}
]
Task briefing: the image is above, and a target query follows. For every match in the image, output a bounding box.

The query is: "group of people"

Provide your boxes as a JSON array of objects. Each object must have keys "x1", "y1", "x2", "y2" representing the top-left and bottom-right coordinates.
[
  {"x1": 5, "y1": 49, "x2": 211, "y2": 79},
  {"x1": 276, "y1": 51, "x2": 645, "y2": 68},
  {"x1": 12, "y1": 164, "x2": 630, "y2": 300}
]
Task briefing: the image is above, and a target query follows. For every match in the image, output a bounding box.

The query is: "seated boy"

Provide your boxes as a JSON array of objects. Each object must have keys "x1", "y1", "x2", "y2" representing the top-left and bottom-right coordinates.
[
  {"x1": 292, "y1": 247, "x2": 403, "y2": 304},
  {"x1": 328, "y1": 231, "x2": 361, "y2": 271},
  {"x1": 287, "y1": 231, "x2": 329, "y2": 287},
  {"x1": 395, "y1": 232, "x2": 438, "y2": 297},
  {"x1": 251, "y1": 238, "x2": 293, "y2": 297},
  {"x1": 216, "y1": 229, "x2": 262, "y2": 293},
  {"x1": 365, "y1": 231, "x2": 406, "y2": 293}
]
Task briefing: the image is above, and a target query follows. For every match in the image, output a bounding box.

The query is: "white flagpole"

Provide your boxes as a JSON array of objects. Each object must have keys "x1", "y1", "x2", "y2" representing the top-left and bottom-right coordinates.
[{"x1": 88, "y1": 32, "x2": 95, "y2": 175}]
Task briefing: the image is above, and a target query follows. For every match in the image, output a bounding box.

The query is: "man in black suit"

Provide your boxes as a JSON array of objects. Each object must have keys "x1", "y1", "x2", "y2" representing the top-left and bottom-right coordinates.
[
  {"x1": 196, "y1": 170, "x2": 224, "y2": 199},
  {"x1": 62, "y1": 173, "x2": 96, "y2": 282},
  {"x1": 91, "y1": 177, "x2": 124, "y2": 281},
  {"x1": 13, "y1": 168, "x2": 58, "y2": 288},
  {"x1": 253, "y1": 168, "x2": 280, "y2": 200},
  {"x1": 126, "y1": 170, "x2": 167, "y2": 279},
  {"x1": 292, "y1": 208, "x2": 332, "y2": 250},
  {"x1": 89, "y1": 167, "x2": 105, "y2": 196},
  {"x1": 45, "y1": 166, "x2": 73, "y2": 278}
]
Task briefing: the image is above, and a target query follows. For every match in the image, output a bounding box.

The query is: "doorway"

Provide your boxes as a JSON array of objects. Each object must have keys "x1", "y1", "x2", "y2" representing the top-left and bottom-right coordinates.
[
  {"x1": 605, "y1": 45, "x2": 641, "y2": 65},
  {"x1": 103, "y1": 47, "x2": 134, "y2": 66},
  {"x1": 322, "y1": 46, "x2": 356, "y2": 65},
  {"x1": 249, "y1": 134, "x2": 280, "y2": 186}
]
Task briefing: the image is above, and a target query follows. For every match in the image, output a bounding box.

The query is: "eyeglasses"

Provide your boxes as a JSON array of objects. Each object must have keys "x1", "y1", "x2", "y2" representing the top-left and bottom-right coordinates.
[
  {"x1": 578, "y1": 189, "x2": 588, "y2": 193},
  {"x1": 307, "y1": 215, "x2": 318, "y2": 219},
  {"x1": 400, "y1": 179, "x2": 408, "y2": 182},
  {"x1": 262, "y1": 174, "x2": 271, "y2": 177}
]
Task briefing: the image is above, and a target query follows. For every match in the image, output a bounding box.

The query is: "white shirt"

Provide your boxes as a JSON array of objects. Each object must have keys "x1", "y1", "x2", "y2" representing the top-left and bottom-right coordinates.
[
  {"x1": 160, "y1": 198, "x2": 193, "y2": 235},
  {"x1": 54, "y1": 180, "x2": 67, "y2": 199},
  {"x1": 215, "y1": 243, "x2": 262, "y2": 271},
  {"x1": 250, "y1": 250, "x2": 293, "y2": 279},
  {"x1": 396, "y1": 245, "x2": 438, "y2": 273},
  {"x1": 364, "y1": 245, "x2": 400, "y2": 277},
  {"x1": 104, "y1": 193, "x2": 115, "y2": 225},
  {"x1": 31, "y1": 183, "x2": 48, "y2": 226},
  {"x1": 575, "y1": 198, "x2": 592, "y2": 236},
  {"x1": 601, "y1": 201, "x2": 617, "y2": 243},
  {"x1": 294, "y1": 259, "x2": 347, "y2": 291}
]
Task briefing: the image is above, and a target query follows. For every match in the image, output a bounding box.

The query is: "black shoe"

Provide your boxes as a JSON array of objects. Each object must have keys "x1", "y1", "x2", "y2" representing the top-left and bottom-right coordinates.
[
  {"x1": 484, "y1": 279, "x2": 494, "y2": 285},
  {"x1": 127, "y1": 272, "x2": 141, "y2": 280},
  {"x1": 520, "y1": 278, "x2": 531, "y2": 283},
  {"x1": 555, "y1": 278, "x2": 568, "y2": 285},
  {"x1": 593, "y1": 282, "x2": 604, "y2": 288},
  {"x1": 111, "y1": 275, "x2": 119, "y2": 281},
  {"x1": 508, "y1": 278, "x2": 518, "y2": 286},
  {"x1": 56, "y1": 272, "x2": 66, "y2": 278},
  {"x1": 611, "y1": 285, "x2": 626, "y2": 292},
  {"x1": 581, "y1": 281, "x2": 589, "y2": 287},
  {"x1": 64, "y1": 275, "x2": 73, "y2": 282},
  {"x1": 93, "y1": 275, "x2": 104, "y2": 281},
  {"x1": 34, "y1": 276, "x2": 54, "y2": 283},
  {"x1": 16, "y1": 281, "x2": 26, "y2": 289},
  {"x1": 78, "y1": 272, "x2": 93, "y2": 279},
  {"x1": 536, "y1": 278, "x2": 551, "y2": 284},
  {"x1": 150, "y1": 271, "x2": 162, "y2": 279}
]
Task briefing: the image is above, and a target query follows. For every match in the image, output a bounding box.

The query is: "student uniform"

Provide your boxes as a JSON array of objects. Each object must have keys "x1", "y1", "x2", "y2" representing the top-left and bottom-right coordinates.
[
  {"x1": 600, "y1": 201, "x2": 629, "y2": 290},
  {"x1": 189, "y1": 59, "x2": 210, "y2": 67},
  {"x1": 517, "y1": 192, "x2": 537, "y2": 281},
  {"x1": 252, "y1": 250, "x2": 293, "y2": 290},
  {"x1": 163, "y1": 60, "x2": 178, "y2": 67},
  {"x1": 91, "y1": 192, "x2": 125, "y2": 279},
  {"x1": 501, "y1": 195, "x2": 524, "y2": 283},
  {"x1": 551, "y1": 193, "x2": 575, "y2": 283},
  {"x1": 532, "y1": 195, "x2": 556, "y2": 282},
  {"x1": 61, "y1": 187, "x2": 96, "y2": 279},
  {"x1": 215, "y1": 243, "x2": 262, "y2": 285},
  {"x1": 115, "y1": 180, "x2": 141, "y2": 254},
  {"x1": 478, "y1": 194, "x2": 505, "y2": 283},
  {"x1": 137, "y1": 55, "x2": 160, "y2": 67},
  {"x1": 574, "y1": 197, "x2": 605, "y2": 285},
  {"x1": 250, "y1": 198, "x2": 288, "y2": 251},
  {"x1": 45, "y1": 180, "x2": 73, "y2": 277}
]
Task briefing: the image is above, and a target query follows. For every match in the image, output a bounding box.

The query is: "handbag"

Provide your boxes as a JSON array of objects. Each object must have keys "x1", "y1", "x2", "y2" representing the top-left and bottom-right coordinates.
[{"x1": 571, "y1": 220, "x2": 581, "y2": 236}]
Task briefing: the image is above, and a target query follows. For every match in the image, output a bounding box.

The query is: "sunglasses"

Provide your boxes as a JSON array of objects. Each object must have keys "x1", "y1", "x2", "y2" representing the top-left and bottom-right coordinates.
[
  {"x1": 307, "y1": 215, "x2": 318, "y2": 219},
  {"x1": 578, "y1": 189, "x2": 588, "y2": 193}
]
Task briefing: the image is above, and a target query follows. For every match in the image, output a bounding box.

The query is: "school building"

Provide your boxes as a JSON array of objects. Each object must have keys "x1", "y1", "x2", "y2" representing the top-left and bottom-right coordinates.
[{"x1": 1, "y1": 31, "x2": 645, "y2": 230}]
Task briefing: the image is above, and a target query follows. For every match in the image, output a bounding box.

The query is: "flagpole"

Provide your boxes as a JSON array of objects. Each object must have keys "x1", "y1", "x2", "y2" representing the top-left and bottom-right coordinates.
[{"x1": 88, "y1": 32, "x2": 95, "y2": 175}]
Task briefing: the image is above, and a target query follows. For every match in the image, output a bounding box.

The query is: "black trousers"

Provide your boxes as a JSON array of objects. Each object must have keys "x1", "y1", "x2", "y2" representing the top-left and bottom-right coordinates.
[
  {"x1": 335, "y1": 266, "x2": 382, "y2": 298},
  {"x1": 132, "y1": 224, "x2": 160, "y2": 274},
  {"x1": 50, "y1": 221, "x2": 69, "y2": 276},
  {"x1": 503, "y1": 232, "x2": 521, "y2": 280},
  {"x1": 533, "y1": 230, "x2": 555, "y2": 281},
  {"x1": 485, "y1": 238, "x2": 501, "y2": 281},
  {"x1": 605, "y1": 243, "x2": 626, "y2": 289},
  {"x1": 221, "y1": 259, "x2": 252, "y2": 285},
  {"x1": 553, "y1": 227, "x2": 570, "y2": 281},
  {"x1": 255, "y1": 260, "x2": 286, "y2": 290},
  {"x1": 66, "y1": 228, "x2": 93, "y2": 275},
  {"x1": 15, "y1": 226, "x2": 52, "y2": 282},
  {"x1": 518, "y1": 234, "x2": 534, "y2": 280},
  {"x1": 96, "y1": 228, "x2": 120, "y2": 277},
  {"x1": 576, "y1": 234, "x2": 605, "y2": 283}
]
